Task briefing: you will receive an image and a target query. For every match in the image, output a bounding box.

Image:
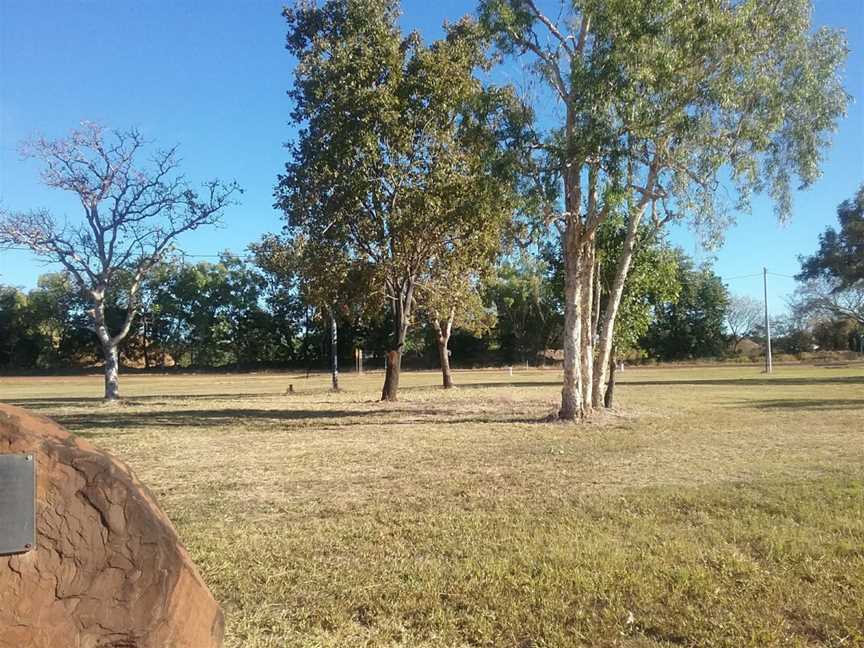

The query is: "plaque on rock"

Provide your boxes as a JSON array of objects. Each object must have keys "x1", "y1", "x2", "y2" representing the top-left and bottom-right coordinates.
[{"x1": 0, "y1": 453, "x2": 36, "y2": 555}]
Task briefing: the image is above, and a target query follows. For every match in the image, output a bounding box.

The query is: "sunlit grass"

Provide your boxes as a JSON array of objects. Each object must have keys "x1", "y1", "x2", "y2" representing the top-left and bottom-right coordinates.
[{"x1": 3, "y1": 365, "x2": 862, "y2": 647}]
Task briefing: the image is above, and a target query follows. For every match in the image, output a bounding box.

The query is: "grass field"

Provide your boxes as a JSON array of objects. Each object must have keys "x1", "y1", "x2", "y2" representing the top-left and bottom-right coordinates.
[{"x1": 2, "y1": 365, "x2": 863, "y2": 647}]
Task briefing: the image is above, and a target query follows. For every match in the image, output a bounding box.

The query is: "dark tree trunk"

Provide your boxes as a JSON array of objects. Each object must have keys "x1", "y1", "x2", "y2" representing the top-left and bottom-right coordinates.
[
  {"x1": 380, "y1": 278, "x2": 414, "y2": 402},
  {"x1": 330, "y1": 309, "x2": 339, "y2": 391},
  {"x1": 381, "y1": 350, "x2": 402, "y2": 401},
  {"x1": 604, "y1": 353, "x2": 617, "y2": 409}
]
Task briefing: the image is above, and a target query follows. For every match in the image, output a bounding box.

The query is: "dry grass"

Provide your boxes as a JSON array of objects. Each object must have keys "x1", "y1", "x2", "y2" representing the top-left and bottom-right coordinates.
[{"x1": 2, "y1": 365, "x2": 863, "y2": 647}]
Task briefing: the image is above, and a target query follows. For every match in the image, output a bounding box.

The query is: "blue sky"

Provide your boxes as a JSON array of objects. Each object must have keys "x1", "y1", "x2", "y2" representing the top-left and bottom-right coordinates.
[{"x1": 1, "y1": 0, "x2": 862, "y2": 314}]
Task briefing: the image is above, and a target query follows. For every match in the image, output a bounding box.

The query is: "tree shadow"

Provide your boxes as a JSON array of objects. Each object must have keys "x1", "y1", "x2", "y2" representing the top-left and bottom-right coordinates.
[
  {"x1": 2, "y1": 393, "x2": 293, "y2": 411},
  {"x1": 735, "y1": 398, "x2": 864, "y2": 411},
  {"x1": 7, "y1": 392, "x2": 280, "y2": 404},
  {"x1": 422, "y1": 374, "x2": 864, "y2": 391},
  {"x1": 620, "y1": 376, "x2": 864, "y2": 387},
  {"x1": 406, "y1": 381, "x2": 561, "y2": 391},
  {"x1": 28, "y1": 403, "x2": 557, "y2": 438},
  {"x1": 378, "y1": 413, "x2": 555, "y2": 426},
  {"x1": 49, "y1": 408, "x2": 382, "y2": 436}
]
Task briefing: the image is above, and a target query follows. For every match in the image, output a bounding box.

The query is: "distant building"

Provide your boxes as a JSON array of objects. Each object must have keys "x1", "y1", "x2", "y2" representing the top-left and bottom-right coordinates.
[{"x1": 734, "y1": 338, "x2": 762, "y2": 355}]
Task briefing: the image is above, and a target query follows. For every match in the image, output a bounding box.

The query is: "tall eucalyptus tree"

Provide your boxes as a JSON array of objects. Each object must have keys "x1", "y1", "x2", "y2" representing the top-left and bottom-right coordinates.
[{"x1": 480, "y1": 0, "x2": 848, "y2": 418}]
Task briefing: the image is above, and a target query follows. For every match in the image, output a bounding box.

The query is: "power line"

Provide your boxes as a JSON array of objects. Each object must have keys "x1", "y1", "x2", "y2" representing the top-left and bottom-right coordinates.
[{"x1": 723, "y1": 272, "x2": 762, "y2": 281}]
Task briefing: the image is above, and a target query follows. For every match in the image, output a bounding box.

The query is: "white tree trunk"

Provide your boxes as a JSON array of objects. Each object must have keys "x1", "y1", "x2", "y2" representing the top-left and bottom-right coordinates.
[
  {"x1": 591, "y1": 258, "x2": 602, "y2": 343},
  {"x1": 579, "y1": 239, "x2": 595, "y2": 413},
  {"x1": 89, "y1": 289, "x2": 137, "y2": 402},
  {"x1": 559, "y1": 223, "x2": 585, "y2": 420},
  {"x1": 103, "y1": 343, "x2": 120, "y2": 401},
  {"x1": 592, "y1": 204, "x2": 647, "y2": 407}
]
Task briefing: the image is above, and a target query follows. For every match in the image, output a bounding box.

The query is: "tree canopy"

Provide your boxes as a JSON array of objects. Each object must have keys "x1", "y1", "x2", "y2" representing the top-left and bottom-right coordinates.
[
  {"x1": 799, "y1": 184, "x2": 864, "y2": 288},
  {"x1": 276, "y1": 0, "x2": 525, "y2": 399}
]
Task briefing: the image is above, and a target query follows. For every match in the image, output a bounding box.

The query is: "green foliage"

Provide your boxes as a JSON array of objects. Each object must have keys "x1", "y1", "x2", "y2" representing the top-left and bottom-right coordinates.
[
  {"x1": 0, "y1": 286, "x2": 40, "y2": 368},
  {"x1": 480, "y1": 0, "x2": 846, "y2": 414},
  {"x1": 595, "y1": 219, "x2": 680, "y2": 356},
  {"x1": 812, "y1": 318, "x2": 861, "y2": 352},
  {"x1": 480, "y1": 0, "x2": 849, "y2": 239},
  {"x1": 142, "y1": 254, "x2": 275, "y2": 367},
  {"x1": 485, "y1": 253, "x2": 561, "y2": 362},
  {"x1": 799, "y1": 184, "x2": 864, "y2": 287},
  {"x1": 642, "y1": 254, "x2": 730, "y2": 360},
  {"x1": 246, "y1": 235, "x2": 307, "y2": 358},
  {"x1": 29, "y1": 273, "x2": 100, "y2": 365},
  {"x1": 276, "y1": 0, "x2": 523, "y2": 359},
  {"x1": 0, "y1": 275, "x2": 108, "y2": 369},
  {"x1": 540, "y1": 223, "x2": 680, "y2": 359},
  {"x1": 421, "y1": 277, "x2": 496, "y2": 341}
]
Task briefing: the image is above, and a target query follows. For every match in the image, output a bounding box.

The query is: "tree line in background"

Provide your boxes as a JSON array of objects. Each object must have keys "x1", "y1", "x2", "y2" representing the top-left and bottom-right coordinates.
[
  {"x1": 2, "y1": 208, "x2": 861, "y2": 376},
  {"x1": 0, "y1": 0, "x2": 854, "y2": 415}
]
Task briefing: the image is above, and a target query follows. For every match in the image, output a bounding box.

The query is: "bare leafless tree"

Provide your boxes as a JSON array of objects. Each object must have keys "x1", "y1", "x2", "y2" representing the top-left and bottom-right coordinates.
[
  {"x1": 791, "y1": 277, "x2": 864, "y2": 327},
  {"x1": 0, "y1": 122, "x2": 240, "y2": 400},
  {"x1": 726, "y1": 294, "x2": 762, "y2": 351}
]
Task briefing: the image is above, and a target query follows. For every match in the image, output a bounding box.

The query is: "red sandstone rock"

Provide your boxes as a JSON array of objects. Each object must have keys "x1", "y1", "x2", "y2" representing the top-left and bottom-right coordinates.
[{"x1": 0, "y1": 403, "x2": 223, "y2": 648}]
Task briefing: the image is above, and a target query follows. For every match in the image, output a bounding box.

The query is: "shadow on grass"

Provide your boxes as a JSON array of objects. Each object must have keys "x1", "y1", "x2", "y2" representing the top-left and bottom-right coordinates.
[
  {"x1": 737, "y1": 398, "x2": 864, "y2": 411},
  {"x1": 43, "y1": 408, "x2": 384, "y2": 436},
  {"x1": 445, "y1": 375, "x2": 864, "y2": 390},
  {"x1": 36, "y1": 405, "x2": 555, "y2": 437},
  {"x1": 621, "y1": 375, "x2": 864, "y2": 387},
  {"x1": 3, "y1": 392, "x2": 283, "y2": 410},
  {"x1": 401, "y1": 381, "x2": 561, "y2": 391},
  {"x1": 382, "y1": 414, "x2": 555, "y2": 427}
]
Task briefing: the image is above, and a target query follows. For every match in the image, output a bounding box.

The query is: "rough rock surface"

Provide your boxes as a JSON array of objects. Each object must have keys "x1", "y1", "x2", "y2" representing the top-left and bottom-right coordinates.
[{"x1": 0, "y1": 403, "x2": 223, "y2": 648}]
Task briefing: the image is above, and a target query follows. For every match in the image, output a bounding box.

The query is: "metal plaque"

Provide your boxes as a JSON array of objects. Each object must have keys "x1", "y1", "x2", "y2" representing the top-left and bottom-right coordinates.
[{"x1": 0, "y1": 454, "x2": 36, "y2": 555}]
